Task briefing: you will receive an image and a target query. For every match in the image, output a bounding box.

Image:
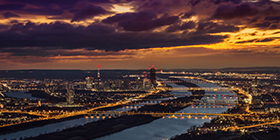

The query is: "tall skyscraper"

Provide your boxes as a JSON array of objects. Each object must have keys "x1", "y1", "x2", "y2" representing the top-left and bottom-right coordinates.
[
  {"x1": 149, "y1": 65, "x2": 157, "y2": 89},
  {"x1": 67, "y1": 83, "x2": 75, "y2": 104},
  {"x1": 252, "y1": 77, "x2": 258, "y2": 96}
]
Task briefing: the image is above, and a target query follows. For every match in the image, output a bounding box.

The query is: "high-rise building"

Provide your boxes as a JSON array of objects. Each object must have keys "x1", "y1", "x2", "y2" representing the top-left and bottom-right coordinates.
[
  {"x1": 95, "y1": 65, "x2": 102, "y2": 91},
  {"x1": 252, "y1": 77, "x2": 258, "y2": 96},
  {"x1": 85, "y1": 77, "x2": 93, "y2": 90},
  {"x1": 67, "y1": 84, "x2": 75, "y2": 104},
  {"x1": 143, "y1": 78, "x2": 151, "y2": 89},
  {"x1": 149, "y1": 65, "x2": 157, "y2": 89}
]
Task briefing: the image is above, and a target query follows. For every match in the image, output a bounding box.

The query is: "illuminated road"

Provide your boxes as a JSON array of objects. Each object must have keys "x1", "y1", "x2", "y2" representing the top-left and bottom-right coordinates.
[
  {"x1": 0, "y1": 110, "x2": 48, "y2": 117},
  {"x1": 223, "y1": 120, "x2": 280, "y2": 131},
  {"x1": 0, "y1": 90, "x2": 158, "y2": 128},
  {"x1": 162, "y1": 87, "x2": 231, "y2": 91},
  {"x1": 85, "y1": 111, "x2": 249, "y2": 117},
  {"x1": 0, "y1": 76, "x2": 276, "y2": 135}
]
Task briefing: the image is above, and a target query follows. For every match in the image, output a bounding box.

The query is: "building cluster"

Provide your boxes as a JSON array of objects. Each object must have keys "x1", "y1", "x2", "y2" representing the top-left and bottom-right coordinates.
[
  {"x1": 169, "y1": 71, "x2": 280, "y2": 113},
  {"x1": 83, "y1": 76, "x2": 153, "y2": 91}
]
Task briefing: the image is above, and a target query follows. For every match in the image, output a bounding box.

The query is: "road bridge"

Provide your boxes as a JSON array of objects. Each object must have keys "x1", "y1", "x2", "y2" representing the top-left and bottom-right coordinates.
[
  {"x1": 223, "y1": 120, "x2": 280, "y2": 131},
  {"x1": 85, "y1": 111, "x2": 249, "y2": 117},
  {"x1": 162, "y1": 87, "x2": 234, "y2": 91}
]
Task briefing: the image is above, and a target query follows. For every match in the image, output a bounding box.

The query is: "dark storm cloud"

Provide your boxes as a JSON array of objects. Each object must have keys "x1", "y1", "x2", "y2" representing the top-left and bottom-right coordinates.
[
  {"x1": 213, "y1": 0, "x2": 242, "y2": 5},
  {"x1": 268, "y1": 24, "x2": 279, "y2": 29},
  {"x1": 137, "y1": 0, "x2": 244, "y2": 13},
  {"x1": 273, "y1": 31, "x2": 280, "y2": 34},
  {"x1": 71, "y1": 4, "x2": 109, "y2": 22},
  {"x1": 236, "y1": 39, "x2": 256, "y2": 44},
  {"x1": 253, "y1": 22, "x2": 271, "y2": 28},
  {"x1": 248, "y1": 5, "x2": 280, "y2": 29},
  {"x1": 0, "y1": 0, "x2": 114, "y2": 17},
  {"x1": 264, "y1": 16, "x2": 280, "y2": 21},
  {"x1": 165, "y1": 21, "x2": 196, "y2": 32},
  {"x1": 0, "y1": 21, "x2": 227, "y2": 53},
  {"x1": 103, "y1": 11, "x2": 179, "y2": 31},
  {"x1": 262, "y1": 6, "x2": 280, "y2": 16},
  {"x1": 182, "y1": 11, "x2": 196, "y2": 18},
  {"x1": 2, "y1": 12, "x2": 20, "y2": 18},
  {"x1": 249, "y1": 16, "x2": 280, "y2": 29},
  {"x1": 103, "y1": 11, "x2": 157, "y2": 24},
  {"x1": 0, "y1": 24, "x2": 9, "y2": 31},
  {"x1": 0, "y1": 4, "x2": 25, "y2": 11},
  {"x1": 226, "y1": 48, "x2": 280, "y2": 56},
  {"x1": 4, "y1": 0, "x2": 78, "y2": 6},
  {"x1": 258, "y1": 38, "x2": 275, "y2": 42},
  {"x1": 211, "y1": 3, "x2": 259, "y2": 19},
  {"x1": 0, "y1": 1, "x2": 65, "y2": 15},
  {"x1": 0, "y1": 47, "x2": 135, "y2": 57},
  {"x1": 196, "y1": 21, "x2": 240, "y2": 33},
  {"x1": 235, "y1": 38, "x2": 277, "y2": 44},
  {"x1": 5, "y1": 0, "x2": 132, "y2": 6}
]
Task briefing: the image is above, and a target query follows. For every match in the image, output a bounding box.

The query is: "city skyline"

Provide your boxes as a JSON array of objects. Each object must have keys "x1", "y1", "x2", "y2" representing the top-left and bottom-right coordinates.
[{"x1": 0, "y1": 0, "x2": 280, "y2": 69}]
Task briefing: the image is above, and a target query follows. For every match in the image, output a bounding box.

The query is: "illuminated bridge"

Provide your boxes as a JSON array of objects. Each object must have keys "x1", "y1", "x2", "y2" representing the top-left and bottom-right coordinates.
[
  {"x1": 161, "y1": 87, "x2": 235, "y2": 91},
  {"x1": 84, "y1": 111, "x2": 249, "y2": 118},
  {"x1": 126, "y1": 101, "x2": 236, "y2": 106},
  {"x1": 155, "y1": 93, "x2": 238, "y2": 97}
]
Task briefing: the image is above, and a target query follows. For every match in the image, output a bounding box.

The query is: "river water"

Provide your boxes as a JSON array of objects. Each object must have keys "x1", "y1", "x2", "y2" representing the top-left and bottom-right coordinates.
[
  {"x1": 0, "y1": 104, "x2": 144, "y2": 140},
  {"x1": 0, "y1": 78, "x2": 237, "y2": 140},
  {"x1": 94, "y1": 78, "x2": 237, "y2": 140}
]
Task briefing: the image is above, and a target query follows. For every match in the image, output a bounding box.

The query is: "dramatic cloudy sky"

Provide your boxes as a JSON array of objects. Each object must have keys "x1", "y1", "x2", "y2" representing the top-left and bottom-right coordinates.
[{"x1": 0, "y1": 0, "x2": 280, "y2": 69}]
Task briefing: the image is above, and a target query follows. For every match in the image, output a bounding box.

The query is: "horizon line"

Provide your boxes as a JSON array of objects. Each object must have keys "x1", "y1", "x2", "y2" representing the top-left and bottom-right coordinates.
[{"x1": 0, "y1": 66, "x2": 279, "y2": 71}]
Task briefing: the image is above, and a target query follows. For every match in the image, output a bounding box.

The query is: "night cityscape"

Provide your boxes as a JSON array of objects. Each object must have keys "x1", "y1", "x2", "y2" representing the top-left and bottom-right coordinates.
[{"x1": 0, "y1": 0, "x2": 280, "y2": 140}]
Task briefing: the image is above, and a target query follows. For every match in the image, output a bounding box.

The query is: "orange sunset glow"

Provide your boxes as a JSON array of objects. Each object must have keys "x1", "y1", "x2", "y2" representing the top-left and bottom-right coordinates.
[{"x1": 0, "y1": 0, "x2": 279, "y2": 69}]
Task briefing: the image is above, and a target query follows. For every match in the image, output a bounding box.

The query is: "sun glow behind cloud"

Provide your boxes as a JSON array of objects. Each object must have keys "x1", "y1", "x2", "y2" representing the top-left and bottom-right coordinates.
[
  {"x1": 111, "y1": 4, "x2": 134, "y2": 13},
  {"x1": 0, "y1": 0, "x2": 280, "y2": 69}
]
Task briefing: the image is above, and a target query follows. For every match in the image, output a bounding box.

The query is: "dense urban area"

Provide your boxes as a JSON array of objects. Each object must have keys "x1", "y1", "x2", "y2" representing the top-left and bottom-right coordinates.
[{"x1": 0, "y1": 67, "x2": 280, "y2": 140}]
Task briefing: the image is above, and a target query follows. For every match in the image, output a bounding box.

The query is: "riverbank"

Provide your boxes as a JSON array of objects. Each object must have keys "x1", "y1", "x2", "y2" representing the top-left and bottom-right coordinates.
[
  {"x1": 0, "y1": 90, "x2": 170, "y2": 136},
  {"x1": 23, "y1": 79, "x2": 205, "y2": 140},
  {"x1": 170, "y1": 82, "x2": 240, "y2": 140},
  {"x1": 0, "y1": 114, "x2": 84, "y2": 135}
]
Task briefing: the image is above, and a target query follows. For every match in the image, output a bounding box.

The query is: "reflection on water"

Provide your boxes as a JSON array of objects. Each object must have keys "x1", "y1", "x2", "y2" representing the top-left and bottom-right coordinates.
[
  {"x1": 0, "y1": 104, "x2": 142, "y2": 140},
  {"x1": 94, "y1": 79, "x2": 237, "y2": 140},
  {"x1": 0, "y1": 79, "x2": 237, "y2": 140}
]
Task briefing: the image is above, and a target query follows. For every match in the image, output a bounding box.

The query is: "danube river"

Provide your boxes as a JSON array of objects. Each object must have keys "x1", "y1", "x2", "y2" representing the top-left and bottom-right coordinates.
[
  {"x1": 0, "y1": 78, "x2": 237, "y2": 140},
  {"x1": 94, "y1": 78, "x2": 237, "y2": 140}
]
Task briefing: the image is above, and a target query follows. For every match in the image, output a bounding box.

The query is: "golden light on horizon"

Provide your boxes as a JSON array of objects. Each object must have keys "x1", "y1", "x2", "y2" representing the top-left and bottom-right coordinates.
[{"x1": 111, "y1": 4, "x2": 134, "y2": 13}]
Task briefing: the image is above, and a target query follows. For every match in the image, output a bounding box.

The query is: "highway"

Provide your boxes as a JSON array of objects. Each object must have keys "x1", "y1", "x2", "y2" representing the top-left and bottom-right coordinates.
[{"x1": 223, "y1": 120, "x2": 280, "y2": 131}]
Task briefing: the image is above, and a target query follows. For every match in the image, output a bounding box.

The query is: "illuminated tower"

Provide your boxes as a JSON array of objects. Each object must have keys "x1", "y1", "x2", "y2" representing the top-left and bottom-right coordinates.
[
  {"x1": 252, "y1": 77, "x2": 258, "y2": 96},
  {"x1": 67, "y1": 83, "x2": 75, "y2": 104},
  {"x1": 95, "y1": 64, "x2": 101, "y2": 91},
  {"x1": 97, "y1": 64, "x2": 100, "y2": 79},
  {"x1": 149, "y1": 65, "x2": 157, "y2": 90}
]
